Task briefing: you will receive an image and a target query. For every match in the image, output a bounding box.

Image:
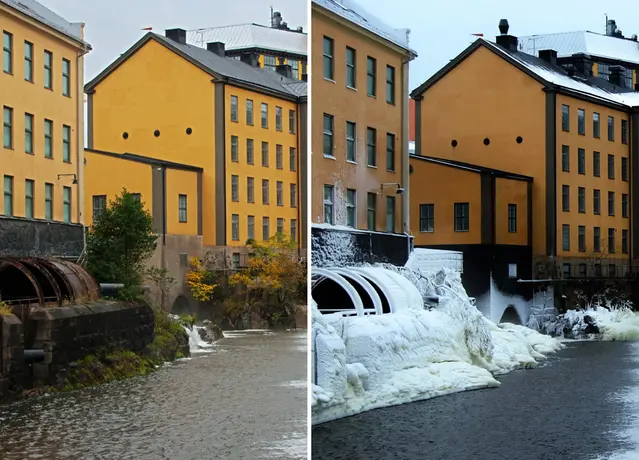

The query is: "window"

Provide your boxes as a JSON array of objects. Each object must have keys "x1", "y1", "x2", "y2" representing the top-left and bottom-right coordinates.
[
  {"x1": 345, "y1": 189, "x2": 356, "y2": 227},
  {"x1": 275, "y1": 106, "x2": 282, "y2": 131},
  {"x1": 289, "y1": 109, "x2": 296, "y2": 133},
  {"x1": 62, "y1": 59, "x2": 70, "y2": 96},
  {"x1": 454, "y1": 203, "x2": 469, "y2": 232},
  {"x1": 562, "y1": 185, "x2": 570, "y2": 211},
  {"x1": 231, "y1": 214, "x2": 239, "y2": 241},
  {"x1": 44, "y1": 119, "x2": 53, "y2": 158},
  {"x1": 277, "y1": 218, "x2": 284, "y2": 236},
  {"x1": 562, "y1": 263, "x2": 571, "y2": 279},
  {"x1": 247, "y1": 215, "x2": 255, "y2": 240},
  {"x1": 622, "y1": 157, "x2": 629, "y2": 181},
  {"x1": 24, "y1": 113, "x2": 33, "y2": 154},
  {"x1": 593, "y1": 151, "x2": 600, "y2": 177},
  {"x1": 594, "y1": 263, "x2": 602, "y2": 277},
  {"x1": 3, "y1": 106, "x2": 12, "y2": 149},
  {"x1": 229, "y1": 135, "x2": 238, "y2": 162},
  {"x1": 24, "y1": 41, "x2": 33, "y2": 81},
  {"x1": 367, "y1": 57, "x2": 377, "y2": 97},
  {"x1": 608, "y1": 228, "x2": 616, "y2": 253},
  {"x1": 594, "y1": 227, "x2": 601, "y2": 252},
  {"x1": 579, "y1": 264, "x2": 587, "y2": 277},
  {"x1": 623, "y1": 193, "x2": 629, "y2": 218},
  {"x1": 577, "y1": 109, "x2": 585, "y2": 134},
  {"x1": 386, "y1": 133, "x2": 395, "y2": 171},
  {"x1": 276, "y1": 144, "x2": 283, "y2": 169},
  {"x1": 45, "y1": 183, "x2": 53, "y2": 221},
  {"x1": 2, "y1": 32, "x2": 12, "y2": 74},
  {"x1": 62, "y1": 125, "x2": 71, "y2": 162},
  {"x1": 578, "y1": 148, "x2": 585, "y2": 174},
  {"x1": 289, "y1": 147, "x2": 296, "y2": 171},
  {"x1": 508, "y1": 264, "x2": 517, "y2": 278},
  {"x1": 323, "y1": 185, "x2": 334, "y2": 224},
  {"x1": 262, "y1": 179, "x2": 269, "y2": 204},
  {"x1": 262, "y1": 216, "x2": 270, "y2": 241},
  {"x1": 593, "y1": 112, "x2": 600, "y2": 138},
  {"x1": 44, "y1": 50, "x2": 52, "y2": 89},
  {"x1": 367, "y1": 193, "x2": 376, "y2": 230},
  {"x1": 3, "y1": 175, "x2": 13, "y2": 216},
  {"x1": 386, "y1": 65, "x2": 395, "y2": 104},
  {"x1": 608, "y1": 116, "x2": 614, "y2": 141},
  {"x1": 62, "y1": 186, "x2": 71, "y2": 223},
  {"x1": 246, "y1": 99, "x2": 253, "y2": 125},
  {"x1": 247, "y1": 139, "x2": 254, "y2": 164},
  {"x1": 290, "y1": 219, "x2": 297, "y2": 241},
  {"x1": 346, "y1": 47, "x2": 356, "y2": 88},
  {"x1": 420, "y1": 204, "x2": 434, "y2": 232},
  {"x1": 230, "y1": 95, "x2": 238, "y2": 122},
  {"x1": 323, "y1": 36, "x2": 334, "y2": 80},
  {"x1": 247, "y1": 177, "x2": 254, "y2": 203},
  {"x1": 594, "y1": 189, "x2": 600, "y2": 215},
  {"x1": 578, "y1": 187, "x2": 585, "y2": 213},
  {"x1": 608, "y1": 154, "x2": 615, "y2": 179},
  {"x1": 622, "y1": 119, "x2": 628, "y2": 144},
  {"x1": 276, "y1": 181, "x2": 283, "y2": 206},
  {"x1": 92, "y1": 195, "x2": 106, "y2": 221},
  {"x1": 178, "y1": 194, "x2": 187, "y2": 222},
  {"x1": 232, "y1": 253, "x2": 240, "y2": 268},
  {"x1": 561, "y1": 104, "x2": 569, "y2": 131},
  {"x1": 561, "y1": 145, "x2": 569, "y2": 172},
  {"x1": 261, "y1": 103, "x2": 268, "y2": 128},
  {"x1": 608, "y1": 191, "x2": 615, "y2": 216},
  {"x1": 263, "y1": 55, "x2": 276, "y2": 72},
  {"x1": 130, "y1": 193, "x2": 141, "y2": 203},
  {"x1": 578, "y1": 225, "x2": 586, "y2": 252},
  {"x1": 386, "y1": 196, "x2": 395, "y2": 232},
  {"x1": 508, "y1": 204, "x2": 517, "y2": 232},
  {"x1": 609, "y1": 263, "x2": 617, "y2": 277},
  {"x1": 231, "y1": 175, "x2": 239, "y2": 202},
  {"x1": 623, "y1": 229, "x2": 629, "y2": 254},
  {"x1": 261, "y1": 141, "x2": 269, "y2": 167},
  {"x1": 323, "y1": 114, "x2": 334, "y2": 157},
  {"x1": 290, "y1": 183, "x2": 297, "y2": 208},
  {"x1": 346, "y1": 121, "x2": 356, "y2": 162},
  {"x1": 562, "y1": 224, "x2": 570, "y2": 251},
  {"x1": 367, "y1": 127, "x2": 377, "y2": 166}
]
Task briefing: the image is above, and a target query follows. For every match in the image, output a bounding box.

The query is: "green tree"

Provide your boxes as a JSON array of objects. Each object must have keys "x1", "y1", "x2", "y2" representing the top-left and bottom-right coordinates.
[{"x1": 86, "y1": 188, "x2": 157, "y2": 294}]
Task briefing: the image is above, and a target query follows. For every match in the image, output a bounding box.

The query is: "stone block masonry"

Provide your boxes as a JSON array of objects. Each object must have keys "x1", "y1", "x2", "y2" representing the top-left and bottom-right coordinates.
[
  {"x1": 0, "y1": 315, "x2": 25, "y2": 401},
  {"x1": 0, "y1": 217, "x2": 84, "y2": 257}
]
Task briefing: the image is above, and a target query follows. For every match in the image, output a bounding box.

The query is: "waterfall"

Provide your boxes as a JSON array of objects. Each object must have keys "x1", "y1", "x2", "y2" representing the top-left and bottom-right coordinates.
[{"x1": 182, "y1": 325, "x2": 216, "y2": 354}]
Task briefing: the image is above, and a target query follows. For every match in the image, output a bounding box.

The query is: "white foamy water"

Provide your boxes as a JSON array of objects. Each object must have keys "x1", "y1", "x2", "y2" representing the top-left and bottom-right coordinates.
[
  {"x1": 562, "y1": 308, "x2": 639, "y2": 342},
  {"x1": 182, "y1": 325, "x2": 216, "y2": 354}
]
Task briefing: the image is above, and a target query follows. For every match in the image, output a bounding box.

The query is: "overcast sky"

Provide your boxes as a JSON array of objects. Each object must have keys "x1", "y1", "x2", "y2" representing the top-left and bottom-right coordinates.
[
  {"x1": 41, "y1": 0, "x2": 307, "y2": 81},
  {"x1": 358, "y1": 0, "x2": 639, "y2": 90}
]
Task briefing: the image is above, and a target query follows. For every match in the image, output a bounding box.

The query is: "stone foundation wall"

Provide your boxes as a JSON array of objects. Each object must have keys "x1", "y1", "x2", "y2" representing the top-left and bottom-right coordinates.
[
  {"x1": 0, "y1": 217, "x2": 84, "y2": 257},
  {"x1": 0, "y1": 315, "x2": 24, "y2": 401}
]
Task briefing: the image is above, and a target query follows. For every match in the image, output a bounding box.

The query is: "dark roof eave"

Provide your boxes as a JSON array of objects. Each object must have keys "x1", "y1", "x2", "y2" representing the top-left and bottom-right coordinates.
[
  {"x1": 410, "y1": 154, "x2": 534, "y2": 182},
  {"x1": 86, "y1": 148, "x2": 203, "y2": 172}
]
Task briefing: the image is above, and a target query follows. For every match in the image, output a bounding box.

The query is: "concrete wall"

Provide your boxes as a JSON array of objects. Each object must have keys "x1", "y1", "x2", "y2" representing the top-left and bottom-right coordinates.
[
  {"x1": 0, "y1": 315, "x2": 24, "y2": 401},
  {"x1": 0, "y1": 217, "x2": 84, "y2": 257}
]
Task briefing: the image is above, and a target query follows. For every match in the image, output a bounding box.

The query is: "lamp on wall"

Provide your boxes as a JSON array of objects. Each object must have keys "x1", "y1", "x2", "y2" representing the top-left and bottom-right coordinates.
[
  {"x1": 57, "y1": 174, "x2": 78, "y2": 184},
  {"x1": 380, "y1": 182, "x2": 404, "y2": 195}
]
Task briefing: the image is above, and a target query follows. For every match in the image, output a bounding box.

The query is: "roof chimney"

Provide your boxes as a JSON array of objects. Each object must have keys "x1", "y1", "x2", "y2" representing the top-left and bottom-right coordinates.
[
  {"x1": 276, "y1": 64, "x2": 293, "y2": 79},
  {"x1": 538, "y1": 49, "x2": 558, "y2": 67},
  {"x1": 571, "y1": 53, "x2": 593, "y2": 77},
  {"x1": 606, "y1": 19, "x2": 617, "y2": 37},
  {"x1": 272, "y1": 11, "x2": 282, "y2": 29},
  {"x1": 240, "y1": 53, "x2": 259, "y2": 67},
  {"x1": 301, "y1": 73, "x2": 307, "y2": 82},
  {"x1": 495, "y1": 19, "x2": 518, "y2": 51},
  {"x1": 165, "y1": 28, "x2": 186, "y2": 45},
  {"x1": 207, "y1": 41, "x2": 225, "y2": 57},
  {"x1": 609, "y1": 65, "x2": 626, "y2": 87}
]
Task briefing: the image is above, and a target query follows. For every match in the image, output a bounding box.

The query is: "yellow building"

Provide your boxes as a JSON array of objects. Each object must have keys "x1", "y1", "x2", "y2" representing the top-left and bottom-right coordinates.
[
  {"x1": 0, "y1": 0, "x2": 90, "y2": 257},
  {"x1": 84, "y1": 29, "x2": 307, "y2": 257}
]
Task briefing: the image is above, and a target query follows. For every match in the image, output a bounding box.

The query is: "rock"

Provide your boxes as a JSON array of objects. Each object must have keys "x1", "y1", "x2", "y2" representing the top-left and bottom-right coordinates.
[{"x1": 197, "y1": 321, "x2": 224, "y2": 343}]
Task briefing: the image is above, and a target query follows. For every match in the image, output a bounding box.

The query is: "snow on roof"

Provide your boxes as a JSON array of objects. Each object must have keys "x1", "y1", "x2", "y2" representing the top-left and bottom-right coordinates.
[
  {"x1": 186, "y1": 23, "x2": 307, "y2": 56},
  {"x1": 518, "y1": 31, "x2": 639, "y2": 65},
  {"x1": 0, "y1": 0, "x2": 88, "y2": 46},
  {"x1": 312, "y1": 0, "x2": 416, "y2": 55},
  {"x1": 405, "y1": 248, "x2": 463, "y2": 273},
  {"x1": 312, "y1": 223, "x2": 410, "y2": 237}
]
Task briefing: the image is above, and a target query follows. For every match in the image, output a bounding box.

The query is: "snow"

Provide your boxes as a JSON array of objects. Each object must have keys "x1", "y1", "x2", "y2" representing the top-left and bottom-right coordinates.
[
  {"x1": 311, "y1": 265, "x2": 564, "y2": 424},
  {"x1": 549, "y1": 307, "x2": 639, "y2": 341},
  {"x1": 405, "y1": 247, "x2": 463, "y2": 273}
]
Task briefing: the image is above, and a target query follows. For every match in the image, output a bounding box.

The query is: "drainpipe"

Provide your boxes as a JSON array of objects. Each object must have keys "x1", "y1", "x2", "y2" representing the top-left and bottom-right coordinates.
[
  {"x1": 76, "y1": 24, "x2": 90, "y2": 252},
  {"x1": 401, "y1": 56, "x2": 410, "y2": 235}
]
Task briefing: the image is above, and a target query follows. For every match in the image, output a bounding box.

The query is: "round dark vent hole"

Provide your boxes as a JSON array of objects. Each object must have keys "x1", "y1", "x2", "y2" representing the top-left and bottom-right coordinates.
[
  {"x1": 516, "y1": 136, "x2": 523, "y2": 144},
  {"x1": 483, "y1": 138, "x2": 490, "y2": 145},
  {"x1": 409, "y1": 164, "x2": 414, "y2": 174},
  {"x1": 154, "y1": 130, "x2": 160, "y2": 137},
  {"x1": 122, "y1": 132, "x2": 129, "y2": 139},
  {"x1": 451, "y1": 139, "x2": 458, "y2": 147},
  {"x1": 186, "y1": 127, "x2": 192, "y2": 135}
]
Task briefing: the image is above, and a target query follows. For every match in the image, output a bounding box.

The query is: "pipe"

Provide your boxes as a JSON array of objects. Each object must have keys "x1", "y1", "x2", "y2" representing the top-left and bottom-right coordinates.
[
  {"x1": 24, "y1": 349, "x2": 45, "y2": 364},
  {"x1": 401, "y1": 56, "x2": 410, "y2": 234}
]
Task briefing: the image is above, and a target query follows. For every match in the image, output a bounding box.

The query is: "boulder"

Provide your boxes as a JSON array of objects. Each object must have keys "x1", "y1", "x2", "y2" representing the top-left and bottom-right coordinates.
[{"x1": 197, "y1": 320, "x2": 224, "y2": 343}]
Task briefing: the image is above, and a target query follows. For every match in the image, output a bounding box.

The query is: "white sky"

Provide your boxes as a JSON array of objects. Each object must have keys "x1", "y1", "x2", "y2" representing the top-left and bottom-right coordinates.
[{"x1": 40, "y1": 0, "x2": 308, "y2": 81}]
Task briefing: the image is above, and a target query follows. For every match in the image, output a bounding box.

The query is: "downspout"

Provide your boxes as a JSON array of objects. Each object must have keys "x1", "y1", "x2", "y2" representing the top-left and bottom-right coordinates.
[
  {"x1": 76, "y1": 24, "x2": 90, "y2": 252},
  {"x1": 401, "y1": 56, "x2": 410, "y2": 236},
  {"x1": 296, "y1": 100, "x2": 301, "y2": 256}
]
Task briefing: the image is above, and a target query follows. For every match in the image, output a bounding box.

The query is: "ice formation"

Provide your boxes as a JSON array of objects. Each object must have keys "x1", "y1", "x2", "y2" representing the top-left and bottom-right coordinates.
[
  {"x1": 311, "y1": 264, "x2": 564, "y2": 425},
  {"x1": 545, "y1": 305, "x2": 639, "y2": 341}
]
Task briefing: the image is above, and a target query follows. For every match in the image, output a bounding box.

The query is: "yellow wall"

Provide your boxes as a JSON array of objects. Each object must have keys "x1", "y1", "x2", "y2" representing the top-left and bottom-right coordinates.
[
  {"x1": 166, "y1": 168, "x2": 198, "y2": 235},
  {"x1": 495, "y1": 177, "x2": 528, "y2": 246},
  {"x1": 90, "y1": 39, "x2": 216, "y2": 244},
  {"x1": 83, "y1": 152, "x2": 152, "y2": 226},
  {"x1": 225, "y1": 84, "x2": 299, "y2": 244},
  {"x1": 0, "y1": 6, "x2": 84, "y2": 223}
]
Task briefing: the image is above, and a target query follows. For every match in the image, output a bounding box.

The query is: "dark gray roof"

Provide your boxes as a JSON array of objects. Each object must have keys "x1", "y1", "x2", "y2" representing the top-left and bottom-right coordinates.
[{"x1": 85, "y1": 32, "x2": 306, "y2": 101}]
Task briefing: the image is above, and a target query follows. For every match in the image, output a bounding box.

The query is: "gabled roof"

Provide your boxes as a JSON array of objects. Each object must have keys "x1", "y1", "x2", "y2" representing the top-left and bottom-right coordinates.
[
  {"x1": 84, "y1": 32, "x2": 306, "y2": 102},
  {"x1": 1, "y1": 0, "x2": 90, "y2": 49},
  {"x1": 187, "y1": 23, "x2": 307, "y2": 57},
  {"x1": 312, "y1": 0, "x2": 417, "y2": 57},
  {"x1": 518, "y1": 31, "x2": 639, "y2": 66},
  {"x1": 411, "y1": 37, "x2": 639, "y2": 109},
  {"x1": 410, "y1": 154, "x2": 533, "y2": 182}
]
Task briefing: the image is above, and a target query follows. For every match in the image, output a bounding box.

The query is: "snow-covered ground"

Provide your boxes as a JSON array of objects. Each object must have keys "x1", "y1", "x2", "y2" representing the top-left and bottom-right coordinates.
[
  {"x1": 547, "y1": 306, "x2": 639, "y2": 342},
  {"x1": 311, "y1": 264, "x2": 565, "y2": 425}
]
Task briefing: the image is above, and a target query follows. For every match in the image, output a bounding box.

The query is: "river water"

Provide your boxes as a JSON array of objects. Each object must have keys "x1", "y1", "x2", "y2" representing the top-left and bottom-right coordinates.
[
  {"x1": 0, "y1": 330, "x2": 308, "y2": 460},
  {"x1": 312, "y1": 341, "x2": 639, "y2": 460}
]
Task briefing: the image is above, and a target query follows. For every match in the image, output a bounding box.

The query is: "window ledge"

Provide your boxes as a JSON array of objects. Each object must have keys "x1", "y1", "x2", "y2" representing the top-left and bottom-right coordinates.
[
  {"x1": 367, "y1": 164, "x2": 377, "y2": 169},
  {"x1": 324, "y1": 78, "x2": 336, "y2": 84},
  {"x1": 420, "y1": 230, "x2": 434, "y2": 233},
  {"x1": 324, "y1": 154, "x2": 336, "y2": 160},
  {"x1": 346, "y1": 86, "x2": 357, "y2": 92},
  {"x1": 346, "y1": 160, "x2": 357, "y2": 165}
]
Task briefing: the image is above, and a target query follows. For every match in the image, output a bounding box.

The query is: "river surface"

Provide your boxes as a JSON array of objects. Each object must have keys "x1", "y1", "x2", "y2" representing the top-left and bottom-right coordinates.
[
  {"x1": 312, "y1": 341, "x2": 639, "y2": 460},
  {"x1": 0, "y1": 330, "x2": 307, "y2": 460}
]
